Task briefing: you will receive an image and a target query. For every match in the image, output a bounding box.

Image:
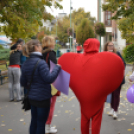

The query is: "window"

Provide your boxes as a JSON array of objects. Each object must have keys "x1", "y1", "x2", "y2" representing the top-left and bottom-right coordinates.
[{"x1": 105, "y1": 11, "x2": 112, "y2": 26}]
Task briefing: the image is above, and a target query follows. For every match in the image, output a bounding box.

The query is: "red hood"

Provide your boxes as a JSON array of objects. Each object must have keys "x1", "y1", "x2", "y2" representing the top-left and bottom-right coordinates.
[{"x1": 83, "y1": 38, "x2": 100, "y2": 53}]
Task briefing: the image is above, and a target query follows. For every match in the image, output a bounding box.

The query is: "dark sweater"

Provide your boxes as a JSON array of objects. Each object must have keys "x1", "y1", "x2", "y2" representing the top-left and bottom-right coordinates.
[
  {"x1": 117, "y1": 51, "x2": 126, "y2": 85},
  {"x1": 43, "y1": 48, "x2": 57, "y2": 67},
  {"x1": 9, "y1": 51, "x2": 22, "y2": 65}
]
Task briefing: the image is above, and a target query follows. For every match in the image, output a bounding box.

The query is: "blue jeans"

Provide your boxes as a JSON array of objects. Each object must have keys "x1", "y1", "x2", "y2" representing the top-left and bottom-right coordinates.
[{"x1": 30, "y1": 105, "x2": 50, "y2": 134}]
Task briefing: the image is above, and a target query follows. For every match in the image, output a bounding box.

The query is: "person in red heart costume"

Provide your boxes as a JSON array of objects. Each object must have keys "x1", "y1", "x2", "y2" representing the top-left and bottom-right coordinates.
[{"x1": 58, "y1": 38, "x2": 124, "y2": 134}]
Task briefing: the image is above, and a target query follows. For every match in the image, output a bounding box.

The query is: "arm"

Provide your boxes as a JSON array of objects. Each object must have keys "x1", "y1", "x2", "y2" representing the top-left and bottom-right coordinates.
[
  {"x1": 49, "y1": 51, "x2": 57, "y2": 64},
  {"x1": 117, "y1": 51, "x2": 126, "y2": 67},
  {"x1": 39, "y1": 60, "x2": 61, "y2": 84},
  {"x1": 130, "y1": 71, "x2": 134, "y2": 82}
]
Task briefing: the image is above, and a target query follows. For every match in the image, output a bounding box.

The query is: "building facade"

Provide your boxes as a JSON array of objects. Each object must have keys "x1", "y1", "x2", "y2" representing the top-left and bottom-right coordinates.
[{"x1": 97, "y1": 0, "x2": 126, "y2": 51}]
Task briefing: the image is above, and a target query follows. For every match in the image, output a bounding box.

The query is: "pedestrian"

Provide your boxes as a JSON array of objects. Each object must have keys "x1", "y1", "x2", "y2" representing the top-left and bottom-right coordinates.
[
  {"x1": 129, "y1": 71, "x2": 134, "y2": 82},
  {"x1": 8, "y1": 43, "x2": 22, "y2": 102},
  {"x1": 76, "y1": 44, "x2": 82, "y2": 53},
  {"x1": 58, "y1": 38, "x2": 124, "y2": 134},
  {"x1": 11, "y1": 38, "x2": 27, "y2": 95},
  {"x1": 42, "y1": 36, "x2": 59, "y2": 134},
  {"x1": 104, "y1": 41, "x2": 126, "y2": 119},
  {"x1": 20, "y1": 39, "x2": 61, "y2": 134}
]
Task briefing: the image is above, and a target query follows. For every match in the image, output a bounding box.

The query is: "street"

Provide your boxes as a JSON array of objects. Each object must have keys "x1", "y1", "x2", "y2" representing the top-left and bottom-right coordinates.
[{"x1": 0, "y1": 66, "x2": 134, "y2": 134}]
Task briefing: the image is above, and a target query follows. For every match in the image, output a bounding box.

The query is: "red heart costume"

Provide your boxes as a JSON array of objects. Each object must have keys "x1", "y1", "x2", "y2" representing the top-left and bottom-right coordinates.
[{"x1": 58, "y1": 38, "x2": 124, "y2": 134}]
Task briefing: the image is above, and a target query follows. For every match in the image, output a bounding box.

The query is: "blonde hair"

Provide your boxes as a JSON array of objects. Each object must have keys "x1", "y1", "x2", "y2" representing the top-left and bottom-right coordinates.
[
  {"x1": 103, "y1": 41, "x2": 117, "y2": 53},
  {"x1": 23, "y1": 39, "x2": 40, "y2": 57},
  {"x1": 42, "y1": 36, "x2": 55, "y2": 48}
]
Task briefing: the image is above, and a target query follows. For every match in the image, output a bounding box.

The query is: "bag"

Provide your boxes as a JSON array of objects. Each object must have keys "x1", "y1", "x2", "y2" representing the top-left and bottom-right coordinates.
[
  {"x1": 51, "y1": 84, "x2": 58, "y2": 96},
  {"x1": 105, "y1": 93, "x2": 112, "y2": 103},
  {"x1": 46, "y1": 52, "x2": 61, "y2": 96},
  {"x1": 22, "y1": 59, "x2": 41, "y2": 111}
]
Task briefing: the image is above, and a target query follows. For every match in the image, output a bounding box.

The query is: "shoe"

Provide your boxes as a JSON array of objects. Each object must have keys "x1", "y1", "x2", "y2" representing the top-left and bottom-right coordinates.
[
  {"x1": 113, "y1": 111, "x2": 118, "y2": 119},
  {"x1": 108, "y1": 109, "x2": 114, "y2": 116},
  {"x1": 16, "y1": 99, "x2": 22, "y2": 102},
  {"x1": 9, "y1": 99, "x2": 14, "y2": 102},
  {"x1": 45, "y1": 125, "x2": 57, "y2": 134}
]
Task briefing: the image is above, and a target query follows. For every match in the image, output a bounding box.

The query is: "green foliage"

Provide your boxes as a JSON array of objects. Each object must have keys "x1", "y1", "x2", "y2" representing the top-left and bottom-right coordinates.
[
  {"x1": 52, "y1": 17, "x2": 69, "y2": 43},
  {"x1": 123, "y1": 44, "x2": 134, "y2": 63},
  {"x1": 51, "y1": 8, "x2": 96, "y2": 43},
  {"x1": 0, "y1": 49, "x2": 10, "y2": 60},
  {"x1": 118, "y1": 16, "x2": 134, "y2": 43},
  {"x1": 40, "y1": 27, "x2": 51, "y2": 35},
  {"x1": 102, "y1": 0, "x2": 134, "y2": 43},
  {"x1": 54, "y1": 44, "x2": 62, "y2": 51},
  {"x1": 95, "y1": 22, "x2": 106, "y2": 36},
  {"x1": 71, "y1": 8, "x2": 96, "y2": 30},
  {"x1": 0, "y1": 45, "x2": 4, "y2": 49},
  {"x1": 102, "y1": 0, "x2": 130, "y2": 19},
  {"x1": 76, "y1": 19, "x2": 95, "y2": 44},
  {"x1": 0, "y1": 0, "x2": 62, "y2": 40}
]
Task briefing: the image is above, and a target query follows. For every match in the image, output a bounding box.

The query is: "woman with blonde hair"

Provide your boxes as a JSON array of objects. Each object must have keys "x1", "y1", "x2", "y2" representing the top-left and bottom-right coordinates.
[
  {"x1": 42, "y1": 36, "x2": 59, "y2": 133},
  {"x1": 21, "y1": 39, "x2": 61, "y2": 134},
  {"x1": 104, "y1": 42, "x2": 126, "y2": 119}
]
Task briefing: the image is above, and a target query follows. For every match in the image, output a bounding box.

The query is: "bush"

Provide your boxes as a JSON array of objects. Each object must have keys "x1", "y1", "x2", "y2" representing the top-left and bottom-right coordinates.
[
  {"x1": 0, "y1": 45, "x2": 4, "y2": 49},
  {"x1": 95, "y1": 22, "x2": 106, "y2": 36},
  {"x1": 54, "y1": 44, "x2": 62, "y2": 52},
  {"x1": 123, "y1": 44, "x2": 134, "y2": 63},
  {"x1": 0, "y1": 49, "x2": 10, "y2": 60}
]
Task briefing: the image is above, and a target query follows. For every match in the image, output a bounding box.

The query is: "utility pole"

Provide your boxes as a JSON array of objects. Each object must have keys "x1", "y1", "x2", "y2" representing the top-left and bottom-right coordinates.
[
  {"x1": 99, "y1": 0, "x2": 101, "y2": 52},
  {"x1": 70, "y1": 0, "x2": 72, "y2": 52}
]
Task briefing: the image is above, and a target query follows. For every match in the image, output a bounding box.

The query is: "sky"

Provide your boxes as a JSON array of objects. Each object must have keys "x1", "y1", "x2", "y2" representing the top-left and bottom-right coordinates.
[{"x1": 47, "y1": 0, "x2": 97, "y2": 19}]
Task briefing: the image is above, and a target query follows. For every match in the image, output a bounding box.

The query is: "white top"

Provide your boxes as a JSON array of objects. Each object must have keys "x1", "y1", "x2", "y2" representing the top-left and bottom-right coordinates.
[
  {"x1": 31, "y1": 52, "x2": 42, "y2": 56},
  {"x1": 129, "y1": 71, "x2": 134, "y2": 81}
]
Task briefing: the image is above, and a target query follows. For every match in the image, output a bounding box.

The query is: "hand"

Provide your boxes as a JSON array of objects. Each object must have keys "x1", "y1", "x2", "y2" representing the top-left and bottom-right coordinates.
[
  {"x1": 57, "y1": 64, "x2": 61, "y2": 67},
  {"x1": 129, "y1": 79, "x2": 133, "y2": 82}
]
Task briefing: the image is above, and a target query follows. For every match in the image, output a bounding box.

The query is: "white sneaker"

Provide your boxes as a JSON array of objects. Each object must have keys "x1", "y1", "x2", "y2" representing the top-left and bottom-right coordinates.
[
  {"x1": 108, "y1": 109, "x2": 114, "y2": 116},
  {"x1": 45, "y1": 125, "x2": 57, "y2": 134},
  {"x1": 113, "y1": 111, "x2": 118, "y2": 119}
]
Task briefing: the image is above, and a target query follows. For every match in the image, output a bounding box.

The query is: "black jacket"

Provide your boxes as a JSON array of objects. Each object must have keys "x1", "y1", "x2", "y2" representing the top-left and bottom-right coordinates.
[
  {"x1": 9, "y1": 50, "x2": 22, "y2": 65},
  {"x1": 117, "y1": 51, "x2": 126, "y2": 85},
  {"x1": 43, "y1": 48, "x2": 57, "y2": 68}
]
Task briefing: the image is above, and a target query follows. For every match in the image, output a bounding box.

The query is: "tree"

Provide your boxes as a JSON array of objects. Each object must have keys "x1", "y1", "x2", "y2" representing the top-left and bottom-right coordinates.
[
  {"x1": 102, "y1": 0, "x2": 130, "y2": 19},
  {"x1": 72, "y1": 8, "x2": 96, "y2": 28},
  {"x1": 76, "y1": 19, "x2": 95, "y2": 44},
  {"x1": 51, "y1": 17, "x2": 70, "y2": 44},
  {"x1": 0, "y1": 0, "x2": 62, "y2": 41},
  {"x1": 102, "y1": 0, "x2": 134, "y2": 43},
  {"x1": 51, "y1": 8, "x2": 96, "y2": 44},
  {"x1": 67, "y1": 8, "x2": 96, "y2": 34},
  {"x1": 123, "y1": 44, "x2": 134, "y2": 63},
  {"x1": 118, "y1": 17, "x2": 134, "y2": 43}
]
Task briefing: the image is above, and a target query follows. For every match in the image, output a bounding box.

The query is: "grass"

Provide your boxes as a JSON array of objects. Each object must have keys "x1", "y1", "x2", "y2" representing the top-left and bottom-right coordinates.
[
  {"x1": 126, "y1": 62, "x2": 133, "y2": 65},
  {"x1": 0, "y1": 61, "x2": 9, "y2": 71}
]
